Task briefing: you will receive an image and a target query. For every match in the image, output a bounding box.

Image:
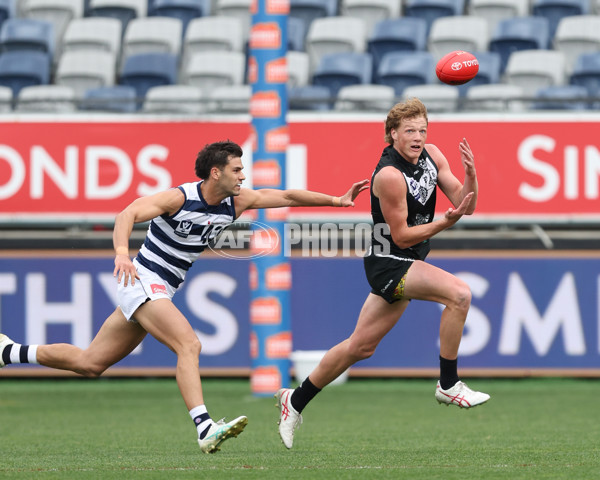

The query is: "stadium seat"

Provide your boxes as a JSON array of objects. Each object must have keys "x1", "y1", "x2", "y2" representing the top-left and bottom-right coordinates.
[
  {"x1": 554, "y1": 15, "x2": 600, "y2": 73},
  {"x1": 80, "y1": 85, "x2": 137, "y2": 112},
  {"x1": 402, "y1": 84, "x2": 460, "y2": 112},
  {"x1": 504, "y1": 49, "x2": 567, "y2": 96},
  {"x1": 0, "y1": 51, "x2": 50, "y2": 98},
  {"x1": 464, "y1": 83, "x2": 527, "y2": 111},
  {"x1": 468, "y1": 0, "x2": 528, "y2": 34},
  {"x1": 288, "y1": 16, "x2": 307, "y2": 51},
  {"x1": 287, "y1": 50, "x2": 310, "y2": 87},
  {"x1": 375, "y1": 51, "x2": 436, "y2": 96},
  {"x1": 206, "y1": 84, "x2": 251, "y2": 113},
  {"x1": 290, "y1": 0, "x2": 338, "y2": 32},
  {"x1": 311, "y1": 51, "x2": 372, "y2": 97},
  {"x1": 532, "y1": 0, "x2": 589, "y2": 40},
  {"x1": 121, "y1": 17, "x2": 182, "y2": 72},
  {"x1": 533, "y1": 84, "x2": 590, "y2": 110},
  {"x1": 88, "y1": 0, "x2": 147, "y2": 32},
  {"x1": 16, "y1": 84, "x2": 76, "y2": 112},
  {"x1": 289, "y1": 85, "x2": 331, "y2": 110},
  {"x1": 21, "y1": 0, "x2": 83, "y2": 50},
  {"x1": 214, "y1": 0, "x2": 252, "y2": 42},
  {"x1": 143, "y1": 84, "x2": 204, "y2": 113},
  {"x1": 404, "y1": 0, "x2": 467, "y2": 35},
  {"x1": 55, "y1": 50, "x2": 116, "y2": 97},
  {"x1": 334, "y1": 83, "x2": 395, "y2": 111},
  {"x1": 119, "y1": 52, "x2": 178, "y2": 107},
  {"x1": 0, "y1": 84, "x2": 11, "y2": 111},
  {"x1": 569, "y1": 52, "x2": 600, "y2": 97},
  {"x1": 489, "y1": 16, "x2": 550, "y2": 72},
  {"x1": 428, "y1": 15, "x2": 490, "y2": 62},
  {"x1": 182, "y1": 50, "x2": 246, "y2": 93},
  {"x1": 368, "y1": 18, "x2": 428, "y2": 79},
  {"x1": 340, "y1": 0, "x2": 401, "y2": 37},
  {"x1": 61, "y1": 17, "x2": 122, "y2": 62},
  {"x1": 0, "y1": 19, "x2": 54, "y2": 59},
  {"x1": 305, "y1": 16, "x2": 367, "y2": 73},
  {"x1": 149, "y1": 0, "x2": 211, "y2": 35},
  {"x1": 182, "y1": 16, "x2": 243, "y2": 73},
  {"x1": 455, "y1": 51, "x2": 501, "y2": 96},
  {"x1": 0, "y1": 0, "x2": 14, "y2": 30}
]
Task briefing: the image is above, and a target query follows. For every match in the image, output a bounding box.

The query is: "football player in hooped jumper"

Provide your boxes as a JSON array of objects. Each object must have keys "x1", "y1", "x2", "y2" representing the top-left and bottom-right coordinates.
[
  {"x1": 0, "y1": 140, "x2": 369, "y2": 454},
  {"x1": 276, "y1": 98, "x2": 490, "y2": 450}
]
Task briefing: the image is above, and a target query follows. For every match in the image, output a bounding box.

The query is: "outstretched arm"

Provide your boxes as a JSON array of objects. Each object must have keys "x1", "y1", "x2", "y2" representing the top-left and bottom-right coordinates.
[{"x1": 234, "y1": 179, "x2": 369, "y2": 216}]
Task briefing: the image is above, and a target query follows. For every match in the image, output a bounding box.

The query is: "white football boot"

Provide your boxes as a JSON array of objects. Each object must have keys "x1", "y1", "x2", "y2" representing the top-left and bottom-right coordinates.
[
  {"x1": 0, "y1": 334, "x2": 14, "y2": 367},
  {"x1": 198, "y1": 416, "x2": 248, "y2": 454},
  {"x1": 435, "y1": 381, "x2": 490, "y2": 408},
  {"x1": 275, "y1": 388, "x2": 302, "y2": 449}
]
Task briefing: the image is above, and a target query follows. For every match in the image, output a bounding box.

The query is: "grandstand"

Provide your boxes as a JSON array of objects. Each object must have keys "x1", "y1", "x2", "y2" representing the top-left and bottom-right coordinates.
[
  {"x1": 0, "y1": 0, "x2": 597, "y2": 252},
  {"x1": 0, "y1": 0, "x2": 598, "y2": 111}
]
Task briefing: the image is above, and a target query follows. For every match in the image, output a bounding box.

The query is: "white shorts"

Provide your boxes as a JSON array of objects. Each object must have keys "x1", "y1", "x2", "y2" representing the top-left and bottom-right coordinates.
[{"x1": 117, "y1": 259, "x2": 178, "y2": 321}]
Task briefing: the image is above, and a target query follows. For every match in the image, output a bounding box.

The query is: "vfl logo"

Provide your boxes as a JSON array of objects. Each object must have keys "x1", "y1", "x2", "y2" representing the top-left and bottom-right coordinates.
[{"x1": 175, "y1": 220, "x2": 193, "y2": 238}]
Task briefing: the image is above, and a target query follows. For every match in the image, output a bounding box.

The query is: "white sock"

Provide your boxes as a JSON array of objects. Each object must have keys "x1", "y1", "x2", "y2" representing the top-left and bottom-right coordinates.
[{"x1": 189, "y1": 405, "x2": 213, "y2": 439}]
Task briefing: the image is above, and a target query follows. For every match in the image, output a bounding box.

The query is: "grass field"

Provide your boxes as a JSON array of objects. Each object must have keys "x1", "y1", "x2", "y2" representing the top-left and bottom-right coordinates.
[{"x1": 0, "y1": 377, "x2": 599, "y2": 479}]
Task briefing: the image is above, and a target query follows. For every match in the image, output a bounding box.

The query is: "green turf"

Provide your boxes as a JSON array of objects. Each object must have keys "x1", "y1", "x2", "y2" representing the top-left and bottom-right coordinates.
[{"x1": 0, "y1": 378, "x2": 598, "y2": 479}]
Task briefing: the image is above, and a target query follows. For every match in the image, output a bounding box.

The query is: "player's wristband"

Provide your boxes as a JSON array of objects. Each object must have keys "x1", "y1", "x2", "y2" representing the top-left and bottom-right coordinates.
[{"x1": 332, "y1": 196, "x2": 342, "y2": 207}]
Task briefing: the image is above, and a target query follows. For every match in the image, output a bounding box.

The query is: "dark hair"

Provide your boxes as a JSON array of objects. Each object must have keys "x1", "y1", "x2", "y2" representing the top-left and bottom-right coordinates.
[
  {"x1": 384, "y1": 98, "x2": 428, "y2": 144},
  {"x1": 195, "y1": 141, "x2": 243, "y2": 179}
]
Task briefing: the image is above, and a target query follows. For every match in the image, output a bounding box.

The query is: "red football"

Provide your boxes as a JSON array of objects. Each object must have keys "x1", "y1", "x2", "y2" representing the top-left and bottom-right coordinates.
[{"x1": 435, "y1": 50, "x2": 479, "y2": 85}]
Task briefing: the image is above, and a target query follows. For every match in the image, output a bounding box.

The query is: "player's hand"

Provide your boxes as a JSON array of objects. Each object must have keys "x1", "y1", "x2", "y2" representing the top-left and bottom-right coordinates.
[
  {"x1": 339, "y1": 179, "x2": 370, "y2": 207},
  {"x1": 459, "y1": 138, "x2": 476, "y2": 177},
  {"x1": 113, "y1": 254, "x2": 140, "y2": 287},
  {"x1": 444, "y1": 192, "x2": 474, "y2": 223}
]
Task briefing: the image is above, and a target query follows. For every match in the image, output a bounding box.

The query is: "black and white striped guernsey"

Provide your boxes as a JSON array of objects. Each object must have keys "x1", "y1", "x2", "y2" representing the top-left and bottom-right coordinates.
[{"x1": 135, "y1": 181, "x2": 236, "y2": 289}]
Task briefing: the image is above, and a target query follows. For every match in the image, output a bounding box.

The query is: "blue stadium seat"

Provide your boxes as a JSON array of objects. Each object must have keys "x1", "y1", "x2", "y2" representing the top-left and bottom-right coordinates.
[
  {"x1": 570, "y1": 52, "x2": 600, "y2": 97},
  {"x1": 0, "y1": 19, "x2": 54, "y2": 58},
  {"x1": 149, "y1": 0, "x2": 210, "y2": 35},
  {"x1": 290, "y1": 0, "x2": 337, "y2": 31},
  {"x1": 289, "y1": 85, "x2": 331, "y2": 110},
  {"x1": 532, "y1": 0, "x2": 589, "y2": 40},
  {"x1": 119, "y1": 52, "x2": 178, "y2": 107},
  {"x1": 0, "y1": 0, "x2": 14, "y2": 31},
  {"x1": 489, "y1": 17, "x2": 550, "y2": 72},
  {"x1": 311, "y1": 52, "x2": 372, "y2": 97},
  {"x1": 404, "y1": 0, "x2": 466, "y2": 35},
  {"x1": 375, "y1": 51, "x2": 436, "y2": 96},
  {"x1": 368, "y1": 18, "x2": 428, "y2": 78},
  {"x1": 533, "y1": 85, "x2": 590, "y2": 110},
  {"x1": 288, "y1": 16, "x2": 307, "y2": 51},
  {"x1": 456, "y1": 51, "x2": 502, "y2": 96},
  {"x1": 80, "y1": 85, "x2": 137, "y2": 112},
  {"x1": 88, "y1": 0, "x2": 146, "y2": 33},
  {"x1": 0, "y1": 50, "x2": 50, "y2": 97}
]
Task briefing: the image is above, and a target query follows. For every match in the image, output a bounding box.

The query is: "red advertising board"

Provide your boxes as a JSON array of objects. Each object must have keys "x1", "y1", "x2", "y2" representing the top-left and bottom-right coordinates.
[{"x1": 1, "y1": 115, "x2": 599, "y2": 220}]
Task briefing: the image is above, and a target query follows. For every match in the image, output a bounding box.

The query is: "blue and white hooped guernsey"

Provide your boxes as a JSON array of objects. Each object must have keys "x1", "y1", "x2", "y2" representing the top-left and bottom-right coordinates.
[{"x1": 135, "y1": 181, "x2": 236, "y2": 289}]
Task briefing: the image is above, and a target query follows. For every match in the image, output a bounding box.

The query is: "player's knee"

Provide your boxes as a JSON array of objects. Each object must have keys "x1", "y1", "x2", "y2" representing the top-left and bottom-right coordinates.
[
  {"x1": 450, "y1": 280, "x2": 472, "y2": 315},
  {"x1": 178, "y1": 337, "x2": 203, "y2": 358},
  {"x1": 80, "y1": 362, "x2": 108, "y2": 378},
  {"x1": 347, "y1": 339, "x2": 376, "y2": 362}
]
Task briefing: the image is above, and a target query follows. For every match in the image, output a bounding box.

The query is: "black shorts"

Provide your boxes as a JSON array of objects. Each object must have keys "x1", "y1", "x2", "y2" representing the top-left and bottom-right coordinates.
[{"x1": 364, "y1": 252, "x2": 416, "y2": 304}]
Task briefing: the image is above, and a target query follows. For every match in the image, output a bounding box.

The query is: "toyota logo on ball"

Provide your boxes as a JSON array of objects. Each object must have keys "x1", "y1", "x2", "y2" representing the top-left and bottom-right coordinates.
[{"x1": 451, "y1": 62, "x2": 463, "y2": 71}]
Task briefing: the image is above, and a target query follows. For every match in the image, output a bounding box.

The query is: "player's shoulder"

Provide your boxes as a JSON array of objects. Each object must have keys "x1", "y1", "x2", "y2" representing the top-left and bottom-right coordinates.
[{"x1": 424, "y1": 143, "x2": 443, "y2": 157}]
